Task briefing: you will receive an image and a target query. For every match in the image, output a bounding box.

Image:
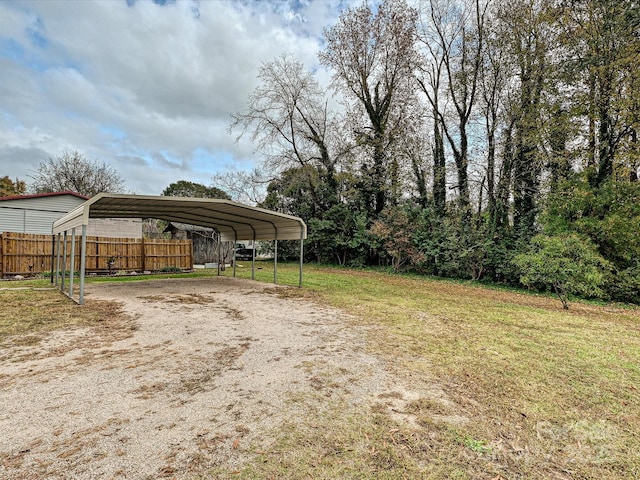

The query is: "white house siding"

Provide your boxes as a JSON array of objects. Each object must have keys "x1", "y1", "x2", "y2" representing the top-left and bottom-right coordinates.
[
  {"x1": 0, "y1": 194, "x2": 142, "y2": 238},
  {"x1": 0, "y1": 195, "x2": 84, "y2": 234}
]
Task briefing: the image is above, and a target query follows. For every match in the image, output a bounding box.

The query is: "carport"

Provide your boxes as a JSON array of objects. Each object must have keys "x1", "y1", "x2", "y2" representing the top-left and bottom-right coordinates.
[{"x1": 51, "y1": 193, "x2": 307, "y2": 304}]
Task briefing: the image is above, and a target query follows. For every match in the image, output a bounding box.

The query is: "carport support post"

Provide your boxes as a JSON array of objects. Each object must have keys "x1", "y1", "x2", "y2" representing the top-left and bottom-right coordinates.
[
  {"x1": 299, "y1": 234, "x2": 303, "y2": 288},
  {"x1": 61, "y1": 231, "x2": 68, "y2": 292},
  {"x1": 217, "y1": 234, "x2": 220, "y2": 276},
  {"x1": 79, "y1": 225, "x2": 87, "y2": 305},
  {"x1": 251, "y1": 236, "x2": 256, "y2": 281},
  {"x1": 68, "y1": 227, "x2": 76, "y2": 297},
  {"x1": 55, "y1": 233, "x2": 61, "y2": 287},
  {"x1": 233, "y1": 235, "x2": 237, "y2": 278},
  {"x1": 50, "y1": 235, "x2": 55, "y2": 284},
  {"x1": 273, "y1": 239, "x2": 278, "y2": 284}
]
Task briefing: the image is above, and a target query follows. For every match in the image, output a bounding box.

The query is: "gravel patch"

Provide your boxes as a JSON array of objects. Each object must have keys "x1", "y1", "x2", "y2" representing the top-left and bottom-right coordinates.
[{"x1": 0, "y1": 277, "x2": 390, "y2": 479}]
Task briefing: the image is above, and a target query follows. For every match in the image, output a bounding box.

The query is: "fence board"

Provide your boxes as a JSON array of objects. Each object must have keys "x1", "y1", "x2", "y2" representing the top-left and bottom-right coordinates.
[{"x1": 0, "y1": 233, "x2": 192, "y2": 276}]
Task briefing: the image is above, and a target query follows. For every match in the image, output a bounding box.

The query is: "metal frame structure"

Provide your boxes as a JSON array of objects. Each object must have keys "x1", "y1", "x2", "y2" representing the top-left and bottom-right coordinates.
[{"x1": 51, "y1": 193, "x2": 307, "y2": 304}]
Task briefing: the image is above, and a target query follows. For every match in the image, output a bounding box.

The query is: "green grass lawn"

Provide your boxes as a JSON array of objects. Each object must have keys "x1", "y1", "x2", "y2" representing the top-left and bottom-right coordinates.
[
  {"x1": 3, "y1": 262, "x2": 639, "y2": 479},
  {"x1": 217, "y1": 262, "x2": 640, "y2": 479}
]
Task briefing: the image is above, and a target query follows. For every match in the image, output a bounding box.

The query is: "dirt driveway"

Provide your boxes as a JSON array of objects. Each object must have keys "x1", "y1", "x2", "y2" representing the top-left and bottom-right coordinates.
[{"x1": 0, "y1": 277, "x2": 399, "y2": 479}]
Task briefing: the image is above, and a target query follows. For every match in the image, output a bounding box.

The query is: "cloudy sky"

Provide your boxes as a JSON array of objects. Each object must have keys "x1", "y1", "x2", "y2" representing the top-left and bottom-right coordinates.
[{"x1": 0, "y1": 0, "x2": 351, "y2": 196}]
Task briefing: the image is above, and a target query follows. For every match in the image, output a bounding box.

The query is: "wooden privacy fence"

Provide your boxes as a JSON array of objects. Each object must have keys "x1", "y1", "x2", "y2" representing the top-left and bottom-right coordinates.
[{"x1": 0, "y1": 232, "x2": 193, "y2": 276}]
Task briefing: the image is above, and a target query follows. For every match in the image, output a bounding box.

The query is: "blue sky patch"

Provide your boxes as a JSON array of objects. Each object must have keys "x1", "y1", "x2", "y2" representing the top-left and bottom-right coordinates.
[{"x1": 27, "y1": 15, "x2": 48, "y2": 49}]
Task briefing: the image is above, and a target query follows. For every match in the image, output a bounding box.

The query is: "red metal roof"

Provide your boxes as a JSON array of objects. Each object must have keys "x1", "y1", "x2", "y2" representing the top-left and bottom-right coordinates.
[{"x1": 0, "y1": 190, "x2": 90, "y2": 202}]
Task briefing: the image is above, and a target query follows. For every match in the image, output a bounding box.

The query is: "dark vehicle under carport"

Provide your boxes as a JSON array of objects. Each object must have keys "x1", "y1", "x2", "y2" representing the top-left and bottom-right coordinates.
[{"x1": 235, "y1": 248, "x2": 254, "y2": 261}]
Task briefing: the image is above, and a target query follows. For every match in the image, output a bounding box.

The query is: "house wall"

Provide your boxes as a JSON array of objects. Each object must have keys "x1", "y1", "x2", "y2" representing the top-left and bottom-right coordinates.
[
  {"x1": 87, "y1": 218, "x2": 143, "y2": 238},
  {"x1": 0, "y1": 195, "x2": 142, "y2": 238},
  {"x1": 0, "y1": 195, "x2": 84, "y2": 234}
]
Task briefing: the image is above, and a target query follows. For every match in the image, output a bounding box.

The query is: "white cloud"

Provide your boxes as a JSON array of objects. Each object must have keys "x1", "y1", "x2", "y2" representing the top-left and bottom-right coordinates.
[{"x1": 0, "y1": 0, "x2": 348, "y2": 196}]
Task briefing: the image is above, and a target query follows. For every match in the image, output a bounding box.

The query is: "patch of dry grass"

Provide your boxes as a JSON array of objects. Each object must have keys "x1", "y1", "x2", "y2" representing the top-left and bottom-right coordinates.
[
  {"x1": 138, "y1": 293, "x2": 217, "y2": 304},
  {"x1": 138, "y1": 292, "x2": 246, "y2": 320},
  {"x1": 0, "y1": 288, "x2": 132, "y2": 350}
]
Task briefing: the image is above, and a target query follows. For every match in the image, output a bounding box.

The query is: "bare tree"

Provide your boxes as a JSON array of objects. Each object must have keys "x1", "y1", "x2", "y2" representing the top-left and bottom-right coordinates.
[
  {"x1": 478, "y1": 2, "x2": 509, "y2": 228},
  {"x1": 416, "y1": 0, "x2": 450, "y2": 215},
  {"x1": 210, "y1": 169, "x2": 270, "y2": 206},
  {"x1": 319, "y1": 0, "x2": 420, "y2": 216},
  {"x1": 30, "y1": 150, "x2": 125, "y2": 197},
  {"x1": 423, "y1": 0, "x2": 490, "y2": 215},
  {"x1": 231, "y1": 54, "x2": 341, "y2": 209}
]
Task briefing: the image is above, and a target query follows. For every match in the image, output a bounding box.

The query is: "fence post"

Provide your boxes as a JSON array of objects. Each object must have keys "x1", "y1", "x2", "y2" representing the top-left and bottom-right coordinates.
[
  {"x1": 189, "y1": 238, "x2": 194, "y2": 270},
  {"x1": 141, "y1": 237, "x2": 145, "y2": 272}
]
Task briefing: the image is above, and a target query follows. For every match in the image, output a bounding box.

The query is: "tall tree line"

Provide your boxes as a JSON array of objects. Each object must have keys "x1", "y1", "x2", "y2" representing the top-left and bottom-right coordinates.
[{"x1": 233, "y1": 0, "x2": 640, "y2": 303}]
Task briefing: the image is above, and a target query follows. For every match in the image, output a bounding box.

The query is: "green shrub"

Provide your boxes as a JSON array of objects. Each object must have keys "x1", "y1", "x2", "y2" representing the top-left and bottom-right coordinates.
[
  {"x1": 159, "y1": 266, "x2": 182, "y2": 273},
  {"x1": 605, "y1": 262, "x2": 640, "y2": 305},
  {"x1": 512, "y1": 233, "x2": 610, "y2": 309}
]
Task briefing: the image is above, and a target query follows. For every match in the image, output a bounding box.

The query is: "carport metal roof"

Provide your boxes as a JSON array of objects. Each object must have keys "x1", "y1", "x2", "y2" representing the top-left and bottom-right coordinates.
[
  {"x1": 53, "y1": 193, "x2": 307, "y2": 241},
  {"x1": 51, "y1": 193, "x2": 307, "y2": 305}
]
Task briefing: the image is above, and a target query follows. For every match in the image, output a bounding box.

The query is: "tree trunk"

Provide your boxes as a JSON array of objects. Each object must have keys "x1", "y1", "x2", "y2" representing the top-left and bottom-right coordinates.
[{"x1": 433, "y1": 113, "x2": 447, "y2": 215}]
